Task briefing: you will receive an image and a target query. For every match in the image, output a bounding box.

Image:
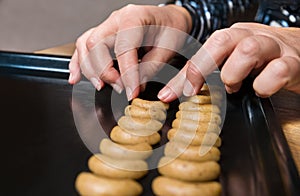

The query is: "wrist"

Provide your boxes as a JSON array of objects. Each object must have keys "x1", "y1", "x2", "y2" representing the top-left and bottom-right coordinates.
[
  {"x1": 167, "y1": 4, "x2": 193, "y2": 34},
  {"x1": 164, "y1": 2, "x2": 205, "y2": 43},
  {"x1": 159, "y1": 4, "x2": 193, "y2": 35}
]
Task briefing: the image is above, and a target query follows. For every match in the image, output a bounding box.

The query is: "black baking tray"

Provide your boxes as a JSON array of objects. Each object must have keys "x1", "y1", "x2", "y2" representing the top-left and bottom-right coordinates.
[{"x1": 0, "y1": 51, "x2": 299, "y2": 196}]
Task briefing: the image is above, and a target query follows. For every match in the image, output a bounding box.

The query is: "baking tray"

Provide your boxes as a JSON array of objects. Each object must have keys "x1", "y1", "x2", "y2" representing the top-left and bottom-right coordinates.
[{"x1": 0, "y1": 51, "x2": 299, "y2": 196}]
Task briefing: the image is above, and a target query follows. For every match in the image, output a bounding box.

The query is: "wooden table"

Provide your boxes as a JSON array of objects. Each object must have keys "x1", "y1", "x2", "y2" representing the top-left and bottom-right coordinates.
[
  {"x1": 271, "y1": 90, "x2": 300, "y2": 175},
  {"x1": 37, "y1": 44, "x2": 300, "y2": 175}
]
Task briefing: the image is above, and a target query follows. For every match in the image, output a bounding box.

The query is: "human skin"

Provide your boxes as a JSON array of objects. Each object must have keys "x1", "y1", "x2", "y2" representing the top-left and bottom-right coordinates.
[
  {"x1": 158, "y1": 22, "x2": 300, "y2": 102},
  {"x1": 68, "y1": 4, "x2": 300, "y2": 102},
  {"x1": 68, "y1": 4, "x2": 192, "y2": 101}
]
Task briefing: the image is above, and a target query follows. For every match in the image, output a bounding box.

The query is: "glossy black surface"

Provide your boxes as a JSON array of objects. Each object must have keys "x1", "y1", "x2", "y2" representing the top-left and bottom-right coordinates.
[
  {"x1": 0, "y1": 51, "x2": 299, "y2": 196},
  {"x1": 219, "y1": 79, "x2": 300, "y2": 196}
]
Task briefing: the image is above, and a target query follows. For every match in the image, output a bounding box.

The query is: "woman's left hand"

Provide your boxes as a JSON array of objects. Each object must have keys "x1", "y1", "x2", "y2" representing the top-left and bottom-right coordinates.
[{"x1": 158, "y1": 23, "x2": 300, "y2": 102}]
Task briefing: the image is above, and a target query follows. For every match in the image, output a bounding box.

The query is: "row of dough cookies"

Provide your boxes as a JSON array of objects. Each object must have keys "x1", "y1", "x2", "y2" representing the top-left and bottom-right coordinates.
[
  {"x1": 152, "y1": 85, "x2": 223, "y2": 196},
  {"x1": 75, "y1": 98, "x2": 168, "y2": 196}
]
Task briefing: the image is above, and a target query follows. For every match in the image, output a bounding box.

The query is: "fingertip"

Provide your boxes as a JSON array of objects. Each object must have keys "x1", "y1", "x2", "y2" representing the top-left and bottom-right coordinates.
[
  {"x1": 224, "y1": 83, "x2": 242, "y2": 94},
  {"x1": 68, "y1": 73, "x2": 74, "y2": 84},
  {"x1": 157, "y1": 87, "x2": 169, "y2": 101},
  {"x1": 157, "y1": 86, "x2": 177, "y2": 102},
  {"x1": 124, "y1": 83, "x2": 139, "y2": 101},
  {"x1": 131, "y1": 88, "x2": 140, "y2": 100},
  {"x1": 126, "y1": 86, "x2": 139, "y2": 101},
  {"x1": 68, "y1": 50, "x2": 81, "y2": 84},
  {"x1": 68, "y1": 69, "x2": 82, "y2": 85},
  {"x1": 183, "y1": 80, "x2": 197, "y2": 97},
  {"x1": 140, "y1": 83, "x2": 147, "y2": 92},
  {"x1": 255, "y1": 92, "x2": 263, "y2": 98},
  {"x1": 68, "y1": 72, "x2": 76, "y2": 84},
  {"x1": 90, "y1": 77, "x2": 103, "y2": 91},
  {"x1": 225, "y1": 85, "x2": 233, "y2": 94},
  {"x1": 253, "y1": 79, "x2": 273, "y2": 98},
  {"x1": 99, "y1": 80, "x2": 105, "y2": 91},
  {"x1": 254, "y1": 91, "x2": 270, "y2": 98}
]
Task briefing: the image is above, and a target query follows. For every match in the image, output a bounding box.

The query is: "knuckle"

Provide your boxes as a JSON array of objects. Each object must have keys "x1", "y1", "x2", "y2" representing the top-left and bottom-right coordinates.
[
  {"x1": 231, "y1": 22, "x2": 263, "y2": 30},
  {"x1": 120, "y1": 4, "x2": 140, "y2": 16},
  {"x1": 86, "y1": 36, "x2": 98, "y2": 51},
  {"x1": 75, "y1": 28, "x2": 95, "y2": 50},
  {"x1": 187, "y1": 60, "x2": 202, "y2": 77},
  {"x1": 110, "y1": 4, "x2": 144, "y2": 29},
  {"x1": 109, "y1": 10, "x2": 119, "y2": 18},
  {"x1": 124, "y1": 4, "x2": 137, "y2": 9},
  {"x1": 238, "y1": 37, "x2": 261, "y2": 57},
  {"x1": 230, "y1": 22, "x2": 247, "y2": 29},
  {"x1": 75, "y1": 36, "x2": 84, "y2": 49},
  {"x1": 209, "y1": 29, "x2": 232, "y2": 47}
]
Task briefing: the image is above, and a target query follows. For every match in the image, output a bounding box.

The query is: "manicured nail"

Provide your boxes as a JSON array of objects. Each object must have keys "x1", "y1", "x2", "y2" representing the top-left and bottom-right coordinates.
[
  {"x1": 90, "y1": 77, "x2": 101, "y2": 91},
  {"x1": 126, "y1": 87, "x2": 133, "y2": 101},
  {"x1": 183, "y1": 81, "x2": 196, "y2": 96},
  {"x1": 158, "y1": 87, "x2": 171, "y2": 100},
  {"x1": 111, "y1": 83, "x2": 123, "y2": 94}
]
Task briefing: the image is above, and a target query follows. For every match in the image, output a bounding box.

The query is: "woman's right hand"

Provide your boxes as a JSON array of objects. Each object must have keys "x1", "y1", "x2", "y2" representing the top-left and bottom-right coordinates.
[{"x1": 68, "y1": 4, "x2": 192, "y2": 101}]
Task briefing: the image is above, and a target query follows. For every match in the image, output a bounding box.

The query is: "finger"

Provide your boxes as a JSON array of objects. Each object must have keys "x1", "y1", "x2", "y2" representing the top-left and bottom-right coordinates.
[
  {"x1": 84, "y1": 8, "x2": 119, "y2": 48},
  {"x1": 221, "y1": 35, "x2": 281, "y2": 93},
  {"x1": 139, "y1": 47, "x2": 176, "y2": 90},
  {"x1": 114, "y1": 24, "x2": 144, "y2": 101},
  {"x1": 82, "y1": 13, "x2": 124, "y2": 92},
  {"x1": 139, "y1": 25, "x2": 187, "y2": 91},
  {"x1": 253, "y1": 56, "x2": 300, "y2": 97},
  {"x1": 158, "y1": 66, "x2": 187, "y2": 102},
  {"x1": 76, "y1": 28, "x2": 95, "y2": 68},
  {"x1": 69, "y1": 28, "x2": 95, "y2": 85},
  {"x1": 68, "y1": 49, "x2": 81, "y2": 84},
  {"x1": 74, "y1": 28, "x2": 105, "y2": 90},
  {"x1": 183, "y1": 28, "x2": 252, "y2": 96},
  {"x1": 85, "y1": 23, "x2": 124, "y2": 92},
  {"x1": 85, "y1": 36, "x2": 123, "y2": 93},
  {"x1": 117, "y1": 49, "x2": 140, "y2": 101}
]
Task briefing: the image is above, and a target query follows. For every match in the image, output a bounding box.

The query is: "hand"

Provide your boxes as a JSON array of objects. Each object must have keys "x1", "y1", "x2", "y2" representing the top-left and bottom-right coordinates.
[
  {"x1": 68, "y1": 4, "x2": 192, "y2": 101},
  {"x1": 158, "y1": 23, "x2": 300, "y2": 102}
]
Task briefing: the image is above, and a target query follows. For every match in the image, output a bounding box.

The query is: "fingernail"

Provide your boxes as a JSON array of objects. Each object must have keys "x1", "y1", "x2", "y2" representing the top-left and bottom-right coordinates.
[
  {"x1": 90, "y1": 77, "x2": 101, "y2": 91},
  {"x1": 158, "y1": 87, "x2": 171, "y2": 100},
  {"x1": 183, "y1": 81, "x2": 196, "y2": 96},
  {"x1": 111, "y1": 83, "x2": 123, "y2": 94},
  {"x1": 68, "y1": 73, "x2": 73, "y2": 83},
  {"x1": 126, "y1": 87, "x2": 133, "y2": 101}
]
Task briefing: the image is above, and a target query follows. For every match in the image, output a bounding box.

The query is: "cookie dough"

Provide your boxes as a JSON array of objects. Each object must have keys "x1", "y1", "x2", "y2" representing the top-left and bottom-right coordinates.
[
  {"x1": 152, "y1": 176, "x2": 222, "y2": 196},
  {"x1": 88, "y1": 154, "x2": 148, "y2": 179},
  {"x1": 164, "y1": 141, "x2": 221, "y2": 162},
  {"x1": 100, "y1": 138, "x2": 153, "y2": 160},
  {"x1": 110, "y1": 126, "x2": 161, "y2": 145},
  {"x1": 75, "y1": 172, "x2": 143, "y2": 196},
  {"x1": 158, "y1": 157, "x2": 221, "y2": 182}
]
